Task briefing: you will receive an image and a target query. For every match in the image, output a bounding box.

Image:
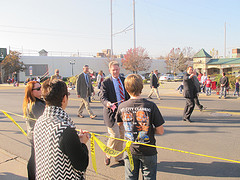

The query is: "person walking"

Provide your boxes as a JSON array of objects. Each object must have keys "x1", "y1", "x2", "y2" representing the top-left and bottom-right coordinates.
[
  {"x1": 76, "y1": 65, "x2": 96, "y2": 119},
  {"x1": 183, "y1": 66, "x2": 198, "y2": 122},
  {"x1": 100, "y1": 61, "x2": 130, "y2": 166},
  {"x1": 233, "y1": 79, "x2": 239, "y2": 97},
  {"x1": 148, "y1": 69, "x2": 160, "y2": 100},
  {"x1": 34, "y1": 79, "x2": 89, "y2": 179},
  {"x1": 201, "y1": 72, "x2": 207, "y2": 93},
  {"x1": 96, "y1": 70, "x2": 105, "y2": 96},
  {"x1": 116, "y1": 74, "x2": 164, "y2": 180},
  {"x1": 50, "y1": 69, "x2": 62, "y2": 80},
  {"x1": 219, "y1": 72, "x2": 229, "y2": 99},
  {"x1": 193, "y1": 70, "x2": 206, "y2": 111},
  {"x1": 23, "y1": 81, "x2": 46, "y2": 180}
]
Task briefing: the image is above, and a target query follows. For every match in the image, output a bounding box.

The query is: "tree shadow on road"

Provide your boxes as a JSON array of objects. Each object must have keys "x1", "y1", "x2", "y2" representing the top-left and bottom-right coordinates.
[{"x1": 158, "y1": 161, "x2": 240, "y2": 177}]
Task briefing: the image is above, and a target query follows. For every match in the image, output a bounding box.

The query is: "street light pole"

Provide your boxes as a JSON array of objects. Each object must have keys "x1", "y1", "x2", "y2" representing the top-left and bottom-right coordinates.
[
  {"x1": 110, "y1": 0, "x2": 113, "y2": 59},
  {"x1": 70, "y1": 60, "x2": 75, "y2": 76},
  {"x1": 133, "y1": 0, "x2": 136, "y2": 50}
]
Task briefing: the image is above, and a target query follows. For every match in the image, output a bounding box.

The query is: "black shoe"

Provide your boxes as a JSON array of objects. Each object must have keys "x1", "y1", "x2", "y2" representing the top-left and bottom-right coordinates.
[
  {"x1": 148, "y1": 96, "x2": 152, "y2": 99},
  {"x1": 117, "y1": 160, "x2": 125, "y2": 166},
  {"x1": 182, "y1": 119, "x2": 187, "y2": 121},
  {"x1": 186, "y1": 119, "x2": 193, "y2": 123},
  {"x1": 105, "y1": 157, "x2": 110, "y2": 166}
]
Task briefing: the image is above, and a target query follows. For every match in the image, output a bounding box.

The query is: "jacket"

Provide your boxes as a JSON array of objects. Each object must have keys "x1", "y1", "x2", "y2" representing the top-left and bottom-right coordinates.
[
  {"x1": 76, "y1": 73, "x2": 94, "y2": 98},
  {"x1": 100, "y1": 76, "x2": 130, "y2": 128}
]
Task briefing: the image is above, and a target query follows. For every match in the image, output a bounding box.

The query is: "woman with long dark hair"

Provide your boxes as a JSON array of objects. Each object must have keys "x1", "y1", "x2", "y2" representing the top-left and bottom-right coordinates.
[{"x1": 23, "y1": 81, "x2": 46, "y2": 180}]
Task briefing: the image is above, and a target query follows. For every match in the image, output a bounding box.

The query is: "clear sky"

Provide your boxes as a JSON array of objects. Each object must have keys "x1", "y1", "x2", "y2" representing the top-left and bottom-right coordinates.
[{"x1": 0, "y1": 0, "x2": 239, "y2": 58}]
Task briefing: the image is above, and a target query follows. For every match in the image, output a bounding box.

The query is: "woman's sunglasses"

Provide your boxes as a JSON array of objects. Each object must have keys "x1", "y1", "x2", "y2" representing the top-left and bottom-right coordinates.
[{"x1": 32, "y1": 87, "x2": 41, "y2": 91}]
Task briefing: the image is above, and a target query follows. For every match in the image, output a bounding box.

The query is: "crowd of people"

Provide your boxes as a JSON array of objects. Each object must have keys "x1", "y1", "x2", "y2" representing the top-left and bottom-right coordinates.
[{"x1": 22, "y1": 62, "x2": 239, "y2": 179}]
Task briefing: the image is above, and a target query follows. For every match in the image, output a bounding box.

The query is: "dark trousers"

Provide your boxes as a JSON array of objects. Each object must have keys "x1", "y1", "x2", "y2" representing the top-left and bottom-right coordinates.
[
  {"x1": 183, "y1": 98, "x2": 195, "y2": 120},
  {"x1": 194, "y1": 96, "x2": 203, "y2": 110},
  {"x1": 27, "y1": 146, "x2": 36, "y2": 180}
]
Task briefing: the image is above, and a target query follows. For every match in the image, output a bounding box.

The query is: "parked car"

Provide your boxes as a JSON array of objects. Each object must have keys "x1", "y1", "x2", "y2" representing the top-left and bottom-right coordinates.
[
  {"x1": 159, "y1": 74, "x2": 174, "y2": 81},
  {"x1": 125, "y1": 74, "x2": 145, "y2": 80},
  {"x1": 174, "y1": 72, "x2": 185, "y2": 81}
]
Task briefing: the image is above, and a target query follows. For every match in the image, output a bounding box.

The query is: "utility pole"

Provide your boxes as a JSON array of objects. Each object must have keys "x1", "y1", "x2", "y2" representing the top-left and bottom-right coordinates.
[
  {"x1": 224, "y1": 22, "x2": 226, "y2": 58},
  {"x1": 110, "y1": 0, "x2": 113, "y2": 59},
  {"x1": 133, "y1": 0, "x2": 136, "y2": 50}
]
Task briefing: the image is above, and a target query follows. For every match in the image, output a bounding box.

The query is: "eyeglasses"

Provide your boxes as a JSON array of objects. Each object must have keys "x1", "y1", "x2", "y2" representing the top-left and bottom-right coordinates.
[{"x1": 32, "y1": 87, "x2": 41, "y2": 91}]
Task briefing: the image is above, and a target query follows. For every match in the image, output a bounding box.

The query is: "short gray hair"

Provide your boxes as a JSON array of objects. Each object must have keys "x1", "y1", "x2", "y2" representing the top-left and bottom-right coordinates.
[{"x1": 108, "y1": 61, "x2": 119, "y2": 69}]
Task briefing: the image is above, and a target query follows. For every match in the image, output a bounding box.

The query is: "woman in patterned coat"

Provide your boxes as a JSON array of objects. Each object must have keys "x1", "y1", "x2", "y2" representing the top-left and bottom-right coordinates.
[{"x1": 34, "y1": 79, "x2": 89, "y2": 180}]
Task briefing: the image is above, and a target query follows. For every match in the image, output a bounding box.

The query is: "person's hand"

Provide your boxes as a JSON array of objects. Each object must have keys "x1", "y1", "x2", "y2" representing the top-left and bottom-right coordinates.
[
  {"x1": 78, "y1": 95, "x2": 81, "y2": 98},
  {"x1": 107, "y1": 102, "x2": 112, "y2": 108},
  {"x1": 78, "y1": 129, "x2": 90, "y2": 144},
  {"x1": 117, "y1": 122, "x2": 123, "y2": 126}
]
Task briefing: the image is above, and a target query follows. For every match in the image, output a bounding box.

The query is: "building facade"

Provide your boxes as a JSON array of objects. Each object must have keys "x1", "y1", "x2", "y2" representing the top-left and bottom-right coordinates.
[{"x1": 193, "y1": 48, "x2": 240, "y2": 76}]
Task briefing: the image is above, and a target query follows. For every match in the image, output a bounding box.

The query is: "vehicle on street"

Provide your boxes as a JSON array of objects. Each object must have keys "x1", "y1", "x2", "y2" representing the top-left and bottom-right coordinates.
[
  {"x1": 159, "y1": 74, "x2": 174, "y2": 81},
  {"x1": 174, "y1": 72, "x2": 185, "y2": 81}
]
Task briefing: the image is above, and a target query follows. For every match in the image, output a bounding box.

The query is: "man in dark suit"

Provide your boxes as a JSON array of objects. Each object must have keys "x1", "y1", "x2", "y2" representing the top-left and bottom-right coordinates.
[
  {"x1": 100, "y1": 61, "x2": 130, "y2": 166},
  {"x1": 76, "y1": 65, "x2": 96, "y2": 119},
  {"x1": 148, "y1": 69, "x2": 160, "y2": 100},
  {"x1": 183, "y1": 66, "x2": 198, "y2": 122}
]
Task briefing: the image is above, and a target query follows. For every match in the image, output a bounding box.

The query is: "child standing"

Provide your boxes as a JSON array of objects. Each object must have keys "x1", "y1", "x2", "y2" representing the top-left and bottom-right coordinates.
[
  {"x1": 116, "y1": 74, "x2": 165, "y2": 180},
  {"x1": 205, "y1": 76, "x2": 212, "y2": 96},
  {"x1": 233, "y1": 79, "x2": 239, "y2": 97}
]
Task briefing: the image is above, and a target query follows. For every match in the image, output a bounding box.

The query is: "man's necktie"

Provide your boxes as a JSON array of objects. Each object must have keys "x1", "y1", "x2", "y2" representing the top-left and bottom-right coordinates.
[
  {"x1": 86, "y1": 75, "x2": 89, "y2": 85},
  {"x1": 117, "y1": 78, "x2": 125, "y2": 101}
]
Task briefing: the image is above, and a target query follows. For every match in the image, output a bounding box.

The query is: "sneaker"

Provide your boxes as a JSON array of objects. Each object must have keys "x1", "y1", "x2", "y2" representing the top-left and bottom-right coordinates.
[
  {"x1": 105, "y1": 157, "x2": 110, "y2": 166},
  {"x1": 77, "y1": 114, "x2": 84, "y2": 118},
  {"x1": 90, "y1": 115, "x2": 97, "y2": 119}
]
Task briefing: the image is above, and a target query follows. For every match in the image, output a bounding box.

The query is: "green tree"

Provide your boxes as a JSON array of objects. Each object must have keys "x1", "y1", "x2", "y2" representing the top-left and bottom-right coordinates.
[
  {"x1": 1, "y1": 50, "x2": 24, "y2": 81},
  {"x1": 121, "y1": 47, "x2": 151, "y2": 73}
]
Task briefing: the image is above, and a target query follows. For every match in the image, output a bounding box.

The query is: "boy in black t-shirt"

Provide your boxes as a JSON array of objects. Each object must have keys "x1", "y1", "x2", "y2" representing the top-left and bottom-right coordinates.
[{"x1": 116, "y1": 74, "x2": 165, "y2": 180}]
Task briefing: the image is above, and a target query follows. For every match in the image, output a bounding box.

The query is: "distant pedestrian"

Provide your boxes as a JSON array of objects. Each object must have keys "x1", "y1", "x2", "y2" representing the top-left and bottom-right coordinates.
[
  {"x1": 148, "y1": 69, "x2": 160, "y2": 100},
  {"x1": 76, "y1": 65, "x2": 96, "y2": 119},
  {"x1": 23, "y1": 81, "x2": 46, "y2": 180},
  {"x1": 233, "y1": 79, "x2": 239, "y2": 97},
  {"x1": 50, "y1": 69, "x2": 62, "y2": 80},
  {"x1": 219, "y1": 72, "x2": 229, "y2": 99},
  {"x1": 176, "y1": 82, "x2": 184, "y2": 94},
  {"x1": 201, "y1": 72, "x2": 207, "y2": 93},
  {"x1": 96, "y1": 70, "x2": 105, "y2": 96},
  {"x1": 183, "y1": 66, "x2": 198, "y2": 122},
  {"x1": 205, "y1": 76, "x2": 212, "y2": 96}
]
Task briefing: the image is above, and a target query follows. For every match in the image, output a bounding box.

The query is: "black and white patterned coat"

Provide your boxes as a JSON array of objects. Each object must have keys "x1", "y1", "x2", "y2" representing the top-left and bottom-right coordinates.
[{"x1": 34, "y1": 106, "x2": 88, "y2": 180}]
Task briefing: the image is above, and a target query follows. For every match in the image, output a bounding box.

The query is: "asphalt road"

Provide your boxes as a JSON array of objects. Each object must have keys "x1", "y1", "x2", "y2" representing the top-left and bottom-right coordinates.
[{"x1": 0, "y1": 82, "x2": 239, "y2": 180}]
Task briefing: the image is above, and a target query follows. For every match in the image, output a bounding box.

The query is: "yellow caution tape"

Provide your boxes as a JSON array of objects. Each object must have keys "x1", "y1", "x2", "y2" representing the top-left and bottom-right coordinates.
[
  {"x1": 1, "y1": 110, "x2": 27, "y2": 136},
  {"x1": 89, "y1": 133, "x2": 134, "y2": 173},
  {"x1": 1, "y1": 109, "x2": 240, "y2": 173}
]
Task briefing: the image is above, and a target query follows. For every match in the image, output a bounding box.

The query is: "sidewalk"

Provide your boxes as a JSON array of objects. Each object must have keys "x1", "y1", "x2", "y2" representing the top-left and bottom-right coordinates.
[{"x1": 0, "y1": 149, "x2": 27, "y2": 180}]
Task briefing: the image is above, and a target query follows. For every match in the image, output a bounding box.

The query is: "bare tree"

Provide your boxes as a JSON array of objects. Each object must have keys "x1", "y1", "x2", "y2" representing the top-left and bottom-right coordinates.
[
  {"x1": 165, "y1": 47, "x2": 194, "y2": 73},
  {"x1": 121, "y1": 47, "x2": 151, "y2": 73}
]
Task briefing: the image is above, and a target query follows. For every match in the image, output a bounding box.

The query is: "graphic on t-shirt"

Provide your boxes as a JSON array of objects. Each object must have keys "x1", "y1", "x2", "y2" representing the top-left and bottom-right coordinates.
[
  {"x1": 136, "y1": 110, "x2": 149, "y2": 142},
  {"x1": 122, "y1": 112, "x2": 133, "y2": 131}
]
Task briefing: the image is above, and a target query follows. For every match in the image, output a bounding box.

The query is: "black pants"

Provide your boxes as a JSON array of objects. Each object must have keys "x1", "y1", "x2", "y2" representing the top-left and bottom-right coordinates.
[
  {"x1": 27, "y1": 146, "x2": 36, "y2": 180},
  {"x1": 183, "y1": 98, "x2": 195, "y2": 120},
  {"x1": 194, "y1": 96, "x2": 203, "y2": 110}
]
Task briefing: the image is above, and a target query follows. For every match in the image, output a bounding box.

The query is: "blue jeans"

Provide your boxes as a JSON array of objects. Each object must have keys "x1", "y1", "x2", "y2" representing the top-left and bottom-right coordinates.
[
  {"x1": 124, "y1": 154, "x2": 157, "y2": 180},
  {"x1": 220, "y1": 86, "x2": 227, "y2": 98},
  {"x1": 206, "y1": 87, "x2": 211, "y2": 95}
]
